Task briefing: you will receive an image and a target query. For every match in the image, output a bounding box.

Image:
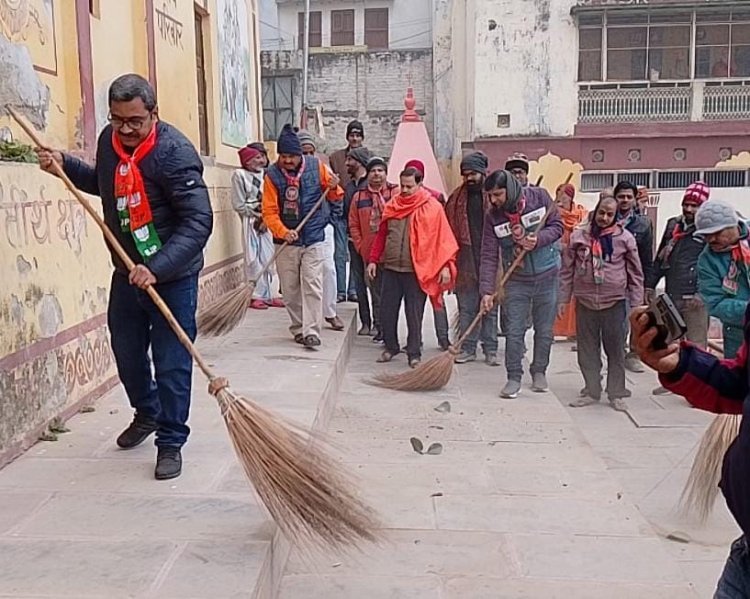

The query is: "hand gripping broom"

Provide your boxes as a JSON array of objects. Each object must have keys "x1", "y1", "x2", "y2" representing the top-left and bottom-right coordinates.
[
  {"x1": 197, "y1": 191, "x2": 328, "y2": 337},
  {"x1": 679, "y1": 339, "x2": 741, "y2": 522},
  {"x1": 370, "y1": 202, "x2": 556, "y2": 392},
  {"x1": 8, "y1": 106, "x2": 380, "y2": 552}
]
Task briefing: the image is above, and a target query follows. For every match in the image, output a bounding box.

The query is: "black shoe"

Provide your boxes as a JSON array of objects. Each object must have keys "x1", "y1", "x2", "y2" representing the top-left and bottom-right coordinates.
[
  {"x1": 336, "y1": 295, "x2": 346, "y2": 303},
  {"x1": 372, "y1": 330, "x2": 383, "y2": 343},
  {"x1": 303, "y1": 335, "x2": 321, "y2": 349},
  {"x1": 155, "y1": 446, "x2": 182, "y2": 480},
  {"x1": 438, "y1": 339, "x2": 451, "y2": 352},
  {"x1": 116, "y1": 416, "x2": 158, "y2": 449},
  {"x1": 347, "y1": 294, "x2": 358, "y2": 302}
]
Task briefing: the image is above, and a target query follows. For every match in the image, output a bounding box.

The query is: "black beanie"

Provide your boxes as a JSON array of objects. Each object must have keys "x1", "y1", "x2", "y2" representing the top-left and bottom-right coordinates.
[
  {"x1": 460, "y1": 151, "x2": 489, "y2": 176},
  {"x1": 366, "y1": 156, "x2": 387, "y2": 174},
  {"x1": 347, "y1": 120, "x2": 364, "y2": 138},
  {"x1": 277, "y1": 124, "x2": 302, "y2": 155},
  {"x1": 347, "y1": 146, "x2": 372, "y2": 169}
]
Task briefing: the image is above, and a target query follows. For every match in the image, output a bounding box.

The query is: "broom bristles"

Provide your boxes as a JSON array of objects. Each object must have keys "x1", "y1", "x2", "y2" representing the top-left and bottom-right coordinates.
[
  {"x1": 679, "y1": 413, "x2": 741, "y2": 522},
  {"x1": 217, "y1": 388, "x2": 381, "y2": 551},
  {"x1": 197, "y1": 283, "x2": 254, "y2": 337},
  {"x1": 369, "y1": 350, "x2": 455, "y2": 391}
]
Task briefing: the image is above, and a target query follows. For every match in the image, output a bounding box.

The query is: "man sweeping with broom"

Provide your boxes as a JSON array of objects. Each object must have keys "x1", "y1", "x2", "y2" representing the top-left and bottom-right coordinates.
[
  {"x1": 367, "y1": 167, "x2": 458, "y2": 368},
  {"x1": 35, "y1": 74, "x2": 213, "y2": 480}
]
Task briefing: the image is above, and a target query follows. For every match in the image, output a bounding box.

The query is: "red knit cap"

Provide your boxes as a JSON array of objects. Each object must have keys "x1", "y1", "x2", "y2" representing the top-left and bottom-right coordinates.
[
  {"x1": 404, "y1": 159, "x2": 425, "y2": 175},
  {"x1": 683, "y1": 181, "x2": 710, "y2": 205},
  {"x1": 238, "y1": 146, "x2": 260, "y2": 164},
  {"x1": 556, "y1": 183, "x2": 575, "y2": 200}
]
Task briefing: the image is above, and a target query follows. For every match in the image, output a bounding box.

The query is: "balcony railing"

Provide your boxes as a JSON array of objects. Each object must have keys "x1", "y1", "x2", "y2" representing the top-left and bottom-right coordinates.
[
  {"x1": 579, "y1": 81, "x2": 750, "y2": 124},
  {"x1": 579, "y1": 86, "x2": 692, "y2": 124}
]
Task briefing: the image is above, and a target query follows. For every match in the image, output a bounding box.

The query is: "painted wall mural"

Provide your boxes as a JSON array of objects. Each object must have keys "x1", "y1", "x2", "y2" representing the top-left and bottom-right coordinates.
[
  {"x1": 0, "y1": 0, "x2": 57, "y2": 75},
  {"x1": 217, "y1": 0, "x2": 252, "y2": 147}
]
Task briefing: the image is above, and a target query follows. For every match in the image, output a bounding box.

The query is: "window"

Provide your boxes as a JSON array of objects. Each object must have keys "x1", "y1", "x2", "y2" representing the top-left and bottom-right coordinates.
[
  {"x1": 194, "y1": 8, "x2": 210, "y2": 155},
  {"x1": 705, "y1": 170, "x2": 747, "y2": 188},
  {"x1": 617, "y1": 172, "x2": 651, "y2": 188},
  {"x1": 331, "y1": 9, "x2": 355, "y2": 46},
  {"x1": 577, "y1": 8, "x2": 750, "y2": 82},
  {"x1": 298, "y1": 11, "x2": 322, "y2": 49},
  {"x1": 365, "y1": 8, "x2": 389, "y2": 50},
  {"x1": 262, "y1": 76, "x2": 294, "y2": 141},
  {"x1": 657, "y1": 171, "x2": 701, "y2": 189},
  {"x1": 581, "y1": 172, "x2": 614, "y2": 192}
]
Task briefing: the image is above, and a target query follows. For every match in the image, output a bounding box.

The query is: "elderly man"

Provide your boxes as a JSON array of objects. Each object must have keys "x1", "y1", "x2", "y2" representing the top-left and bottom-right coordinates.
[
  {"x1": 263, "y1": 124, "x2": 344, "y2": 349},
  {"x1": 694, "y1": 200, "x2": 750, "y2": 359},
  {"x1": 36, "y1": 74, "x2": 213, "y2": 480},
  {"x1": 445, "y1": 152, "x2": 499, "y2": 366}
]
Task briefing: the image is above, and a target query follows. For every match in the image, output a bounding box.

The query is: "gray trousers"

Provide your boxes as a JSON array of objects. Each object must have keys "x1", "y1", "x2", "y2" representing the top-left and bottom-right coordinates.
[{"x1": 577, "y1": 301, "x2": 627, "y2": 400}]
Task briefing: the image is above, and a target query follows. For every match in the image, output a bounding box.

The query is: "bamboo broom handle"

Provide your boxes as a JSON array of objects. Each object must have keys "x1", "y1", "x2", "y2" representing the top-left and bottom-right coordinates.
[{"x1": 7, "y1": 106, "x2": 219, "y2": 381}]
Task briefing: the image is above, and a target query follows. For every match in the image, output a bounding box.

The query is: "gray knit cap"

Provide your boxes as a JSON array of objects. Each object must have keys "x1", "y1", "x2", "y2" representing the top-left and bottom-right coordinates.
[
  {"x1": 296, "y1": 129, "x2": 316, "y2": 149},
  {"x1": 694, "y1": 199, "x2": 740, "y2": 236}
]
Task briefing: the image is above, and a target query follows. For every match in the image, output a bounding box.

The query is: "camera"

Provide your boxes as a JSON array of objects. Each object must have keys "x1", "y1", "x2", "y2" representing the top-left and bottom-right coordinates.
[{"x1": 646, "y1": 292, "x2": 688, "y2": 350}]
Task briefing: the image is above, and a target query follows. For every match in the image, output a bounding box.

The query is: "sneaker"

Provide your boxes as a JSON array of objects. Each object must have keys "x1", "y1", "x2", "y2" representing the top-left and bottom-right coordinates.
[
  {"x1": 624, "y1": 354, "x2": 645, "y2": 373},
  {"x1": 249, "y1": 299, "x2": 268, "y2": 310},
  {"x1": 372, "y1": 330, "x2": 383, "y2": 343},
  {"x1": 266, "y1": 298, "x2": 285, "y2": 308},
  {"x1": 485, "y1": 353, "x2": 500, "y2": 367},
  {"x1": 610, "y1": 397, "x2": 628, "y2": 412},
  {"x1": 454, "y1": 351, "x2": 476, "y2": 364},
  {"x1": 303, "y1": 335, "x2": 321, "y2": 349},
  {"x1": 531, "y1": 372, "x2": 548, "y2": 393},
  {"x1": 116, "y1": 416, "x2": 158, "y2": 449},
  {"x1": 325, "y1": 316, "x2": 345, "y2": 331},
  {"x1": 358, "y1": 325, "x2": 371, "y2": 336},
  {"x1": 500, "y1": 379, "x2": 521, "y2": 399},
  {"x1": 155, "y1": 446, "x2": 182, "y2": 480}
]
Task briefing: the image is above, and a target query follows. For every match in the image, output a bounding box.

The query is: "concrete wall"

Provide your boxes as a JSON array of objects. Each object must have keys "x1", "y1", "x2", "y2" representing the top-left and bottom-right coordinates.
[
  {"x1": 262, "y1": 0, "x2": 432, "y2": 51},
  {"x1": 0, "y1": 0, "x2": 260, "y2": 465},
  {"x1": 262, "y1": 48, "x2": 433, "y2": 157}
]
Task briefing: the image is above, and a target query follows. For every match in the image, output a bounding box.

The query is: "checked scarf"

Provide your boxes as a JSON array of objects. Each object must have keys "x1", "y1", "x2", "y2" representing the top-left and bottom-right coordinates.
[
  {"x1": 113, "y1": 125, "x2": 162, "y2": 260},
  {"x1": 590, "y1": 224, "x2": 617, "y2": 285},
  {"x1": 723, "y1": 238, "x2": 750, "y2": 295}
]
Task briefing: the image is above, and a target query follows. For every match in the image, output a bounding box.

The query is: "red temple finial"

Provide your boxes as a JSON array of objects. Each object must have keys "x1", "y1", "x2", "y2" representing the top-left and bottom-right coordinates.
[{"x1": 402, "y1": 87, "x2": 421, "y2": 123}]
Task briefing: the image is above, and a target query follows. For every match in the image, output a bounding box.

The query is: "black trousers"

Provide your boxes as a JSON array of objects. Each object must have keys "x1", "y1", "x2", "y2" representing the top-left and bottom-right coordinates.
[
  {"x1": 576, "y1": 300, "x2": 627, "y2": 399},
  {"x1": 348, "y1": 241, "x2": 371, "y2": 329},
  {"x1": 380, "y1": 269, "x2": 427, "y2": 359}
]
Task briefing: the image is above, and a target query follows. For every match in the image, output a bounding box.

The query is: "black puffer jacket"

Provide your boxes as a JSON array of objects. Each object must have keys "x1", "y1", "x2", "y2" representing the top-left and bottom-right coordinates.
[
  {"x1": 646, "y1": 216, "x2": 705, "y2": 298},
  {"x1": 63, "y1": 121, "x2": 213, "y2": 282},
  {"x1": 623, "y1": 212, "x2": 654, "y2": 282}
]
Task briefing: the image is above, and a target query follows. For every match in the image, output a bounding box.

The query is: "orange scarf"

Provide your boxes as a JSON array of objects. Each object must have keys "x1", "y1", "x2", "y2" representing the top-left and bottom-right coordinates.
[
  {"x1": 559, "y1": 203, "x2": 587, "y2": 244},
  {"x1": 381, "y1": 188, "x2": 458, "y2": 308},
  {"x1": 113, "y1": 125, "x2": 161, "y2": 260}
]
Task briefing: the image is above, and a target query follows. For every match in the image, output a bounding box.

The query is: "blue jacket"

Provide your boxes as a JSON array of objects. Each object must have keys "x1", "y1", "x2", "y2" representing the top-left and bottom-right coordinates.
[
  {"x1": 661, "y1": 313, "x2": 750, "y2": 538},
  {"x1": 63, "y1": 121, "x2": 213, "y2": 283},
  {"x1": 479, "y1": 185, "x2": 563, "y2": 294},
  {"x1": 697, "y1": 222, "x2": 750, "y2": 358}
]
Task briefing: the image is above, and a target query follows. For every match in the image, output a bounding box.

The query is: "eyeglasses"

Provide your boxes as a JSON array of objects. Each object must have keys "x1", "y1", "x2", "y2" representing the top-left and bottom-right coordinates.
[{"x1": 107, "y1": 113, "x2": 152, "y2": 130}]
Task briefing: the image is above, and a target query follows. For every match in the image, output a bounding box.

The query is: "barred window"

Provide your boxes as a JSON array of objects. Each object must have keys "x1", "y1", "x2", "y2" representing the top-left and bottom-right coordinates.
[
  {"x1": 657, "y1": 171, "x2": 702, "y2": 189},
  {"x1": 617, "y1": 172, "x2": 651, "y2": 188},
  {"x1": 704, "y1": 169, "x2": 747, "y2": 188},
  {"x1": 581, "y1": 172, "x2": 615, "y2": 192}
]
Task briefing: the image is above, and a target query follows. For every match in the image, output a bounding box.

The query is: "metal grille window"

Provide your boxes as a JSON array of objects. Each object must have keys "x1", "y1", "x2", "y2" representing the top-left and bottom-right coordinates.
[
  {"x1": 705, "y1": 169, "x2": 747, "y2": 188},
  {"x1": 581, "y1": 172, "x2": 615, "y2": 192},
  {"x1": 331, "y1": 9, "x2": 355, "y2": 47},
  {"x1": 617, "y1": 172, "x2": 651, "y2": 188},
  {"x1": 657, "y1": 171, "x2": 701, "y2": 189}
]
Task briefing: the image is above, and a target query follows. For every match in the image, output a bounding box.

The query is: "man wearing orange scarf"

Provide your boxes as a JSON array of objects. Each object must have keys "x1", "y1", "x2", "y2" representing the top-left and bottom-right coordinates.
[
  {"x1": 553, "y1": 183, "x2": 587, "y2": 339},
  {"x1": 368, "y1": 167, "x2": 458, "y2": 368},
  {"x1": 37, "y1": 74, "x2": 213, "y2": 481}
]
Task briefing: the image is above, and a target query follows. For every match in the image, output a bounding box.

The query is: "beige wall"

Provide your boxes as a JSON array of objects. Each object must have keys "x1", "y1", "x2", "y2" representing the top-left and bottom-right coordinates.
[{"x1": 0, "y1": 0, "x2": 261, "y2": 464}]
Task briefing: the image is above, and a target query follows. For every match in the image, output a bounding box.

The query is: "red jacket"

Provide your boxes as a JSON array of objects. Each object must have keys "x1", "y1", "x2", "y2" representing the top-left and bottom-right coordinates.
[{"x1": 349, "y1": 183, "x2": 398, "y2": 260}]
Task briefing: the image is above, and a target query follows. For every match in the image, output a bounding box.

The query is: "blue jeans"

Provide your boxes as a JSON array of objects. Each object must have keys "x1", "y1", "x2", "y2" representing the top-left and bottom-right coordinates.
[
  {"x1": 715, "y1": 537, "x2": 750, "y2": 598},
  {"x1": 457, "y1": 285, "x2": 498, "y2": 355},
  {"x1": 503, "y1": 277, "x2": 557, "y2": 381},
  {"x1": 333, "y1": 218, "x2": 355, "y2": 297},
  {"x1": 107, "y1": 272, "x2": 197, "y2": 447}
]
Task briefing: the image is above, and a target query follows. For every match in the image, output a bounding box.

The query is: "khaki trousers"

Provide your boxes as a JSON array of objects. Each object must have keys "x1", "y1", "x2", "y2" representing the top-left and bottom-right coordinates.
[{"x1": 276, "y1": 242, "x2": 325, "y2": 339}]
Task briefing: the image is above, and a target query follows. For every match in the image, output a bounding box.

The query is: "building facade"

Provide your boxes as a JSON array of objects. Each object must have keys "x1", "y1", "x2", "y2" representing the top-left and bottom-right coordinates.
[
  {"x1": 0, "y1": 0, "x2": 262, "y2": 464},
  {"x1": 435, "y1": 0, "x2": 750, "y2": 227},
  {"x1": 260, "y1": 0, "x2": 434, "y2": 157}
]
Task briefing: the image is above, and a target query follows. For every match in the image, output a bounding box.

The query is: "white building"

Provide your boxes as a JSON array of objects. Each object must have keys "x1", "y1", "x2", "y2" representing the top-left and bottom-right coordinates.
[{"x1": 260, "y1": 0, "x2": 434, "y2": 156}]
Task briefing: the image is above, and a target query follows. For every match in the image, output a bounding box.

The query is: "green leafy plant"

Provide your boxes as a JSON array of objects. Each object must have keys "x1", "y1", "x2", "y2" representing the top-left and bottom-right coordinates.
[{"x1": 0, "y1": 140, "x2": 38, "y2": 163}]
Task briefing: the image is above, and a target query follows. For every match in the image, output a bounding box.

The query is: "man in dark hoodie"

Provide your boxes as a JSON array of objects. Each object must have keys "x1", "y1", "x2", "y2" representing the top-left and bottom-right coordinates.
[
  {"x1": 479, "y1": 170, "x2": 563, "y2": 399},
  {"x1": 445, "y1": 152, "x2": 499, "y2": 366},
  {"x1": 36, "y1": 74, "x2": 213, "y2": 480}
]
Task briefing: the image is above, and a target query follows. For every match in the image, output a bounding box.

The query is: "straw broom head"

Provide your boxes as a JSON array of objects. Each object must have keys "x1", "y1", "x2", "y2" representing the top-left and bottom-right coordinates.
[
  {"x1": 679, "y1": 413, "x2": 741, "y2": 523},
  {"x1": 197, "y1": 282, "x2": 254, "y2": 337},
  {"x1": 368, "y1": 350, "x2": 455, "y2": 392},
  {"x1": 210, "y1": 379, "x2": 382, "y2": 551}
]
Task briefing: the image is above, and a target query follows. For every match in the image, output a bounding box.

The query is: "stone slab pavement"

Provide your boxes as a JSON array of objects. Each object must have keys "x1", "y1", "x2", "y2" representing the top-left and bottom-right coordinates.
[
  {"x1": 278, "y1": 311, "x2": 722, "y2": 598},
  {"x1": 0, "y1": 305, "x2": 357, "y2": 599}
]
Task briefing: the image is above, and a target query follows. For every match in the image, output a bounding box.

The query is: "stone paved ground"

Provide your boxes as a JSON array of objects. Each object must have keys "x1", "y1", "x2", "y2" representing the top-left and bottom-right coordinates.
[
  {"x1": 279, "y1": 304, "x2": 737, "y2": 598},
  {"x1": 0, "y1": 300, "x2": 738, "y2": 598}
]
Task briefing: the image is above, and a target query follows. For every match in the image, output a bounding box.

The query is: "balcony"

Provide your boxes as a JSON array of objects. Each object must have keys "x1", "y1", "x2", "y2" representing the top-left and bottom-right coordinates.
[{"x1": 579, "y1": 81, "x2": 750, "y2": 124}]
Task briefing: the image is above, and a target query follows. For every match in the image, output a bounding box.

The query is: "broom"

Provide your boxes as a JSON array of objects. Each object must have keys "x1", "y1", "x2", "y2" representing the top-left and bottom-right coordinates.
[
  {"x1": 679, "y1": 339, "x2": 742, "y2": 522},
  {"x1": 7, "y1": 106, "x2": 379, "y2": 551},
  {"x1": 197, "y1": 190, "x2": 328, "y2": 337},
  {"x1": 370, "y1": 202, "x2": 555, "y2": 392}
]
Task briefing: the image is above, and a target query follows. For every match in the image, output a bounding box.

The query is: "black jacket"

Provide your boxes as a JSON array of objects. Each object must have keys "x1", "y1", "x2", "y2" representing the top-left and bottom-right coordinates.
[
  {"x1": 623, "y1": 212, "x2": 654, "y2": 282},
  {"x1": 63, "y1": 122, "x2": 213, "y2": 283},
  {"x1": 646, "y1": 216, "x2": 705, "y2": 298}
]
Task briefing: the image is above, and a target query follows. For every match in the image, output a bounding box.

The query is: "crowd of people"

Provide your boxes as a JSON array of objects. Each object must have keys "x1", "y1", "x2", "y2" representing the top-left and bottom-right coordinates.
[{"x1": 229, "y1": 119, "x2": 736, "y2": 414}]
